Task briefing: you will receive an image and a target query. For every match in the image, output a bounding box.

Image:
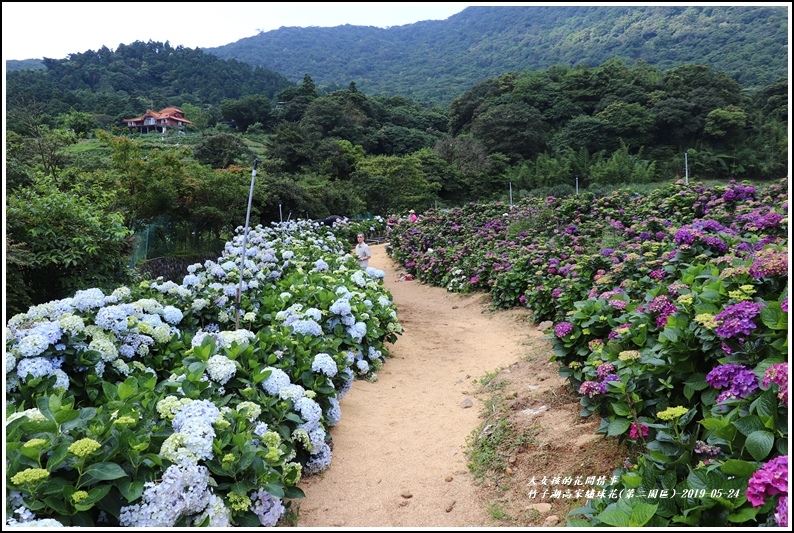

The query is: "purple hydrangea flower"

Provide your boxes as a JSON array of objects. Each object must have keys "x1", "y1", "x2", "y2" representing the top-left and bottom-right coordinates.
[
  {"x1": 596, "y1": 363, "x2": 616, "y2": 380},
  {"x1": 706, "y1": 363, "x2": 759, "y2": 402},
  {"x1": 749, "y1": 249, "x2": 788, "y2": 278},
  {"x1": 714, "y1": 301, "x2": 765, "y2": 339},
  {"x1": 554, "y1": 322, "x2": 573, "y2": 338},
  {"x1": 579, "y1": 380, "x2": 606, "y2": 398},
  {"x1": 649, "y1": 295, "x2": 678, "y2": 328},
  {"x1": 694, "y1": 440, "x2": 722, "y2": 456}
]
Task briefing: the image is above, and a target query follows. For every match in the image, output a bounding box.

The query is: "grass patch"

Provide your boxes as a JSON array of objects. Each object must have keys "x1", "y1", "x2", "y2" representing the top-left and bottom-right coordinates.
[
  {"x1": 486, "y1": 500, "x2": 511, "y2": 521},
  {"x1": 478, "y1": 368, "x2": 507, "y2": 391},
  {"x1": 467, "y1": 367, "x2": 537, "y2": 492}
]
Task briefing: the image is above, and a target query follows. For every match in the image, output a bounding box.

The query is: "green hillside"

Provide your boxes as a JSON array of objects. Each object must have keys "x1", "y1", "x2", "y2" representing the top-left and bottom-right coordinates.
[{"x1": 205, "y1": 5, "x2": 788, "y2": 105}]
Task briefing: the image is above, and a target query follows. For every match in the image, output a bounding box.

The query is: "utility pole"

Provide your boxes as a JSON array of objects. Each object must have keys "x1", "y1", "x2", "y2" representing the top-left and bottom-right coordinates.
[
  {"x1": 235, "y1": 158, "x2": 260, "y2": 329},
  {"x1": 684, "y1": 150, "x2": 689, "y2": 185}
]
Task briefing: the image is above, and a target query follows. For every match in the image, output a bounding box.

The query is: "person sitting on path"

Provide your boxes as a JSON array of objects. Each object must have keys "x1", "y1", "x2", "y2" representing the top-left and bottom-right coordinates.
[
  {"x1": 355, "y1": 233, "x2": 372, "y2": 269},
  {"x1": 408, "y1": 209, "x2": 418, "y2": 223}
]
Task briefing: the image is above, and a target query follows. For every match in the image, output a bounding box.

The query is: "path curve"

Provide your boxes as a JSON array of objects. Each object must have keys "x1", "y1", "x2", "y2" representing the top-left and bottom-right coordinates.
[{"x1": 295, "y1": 243, "x2": 543, "y2": 527}]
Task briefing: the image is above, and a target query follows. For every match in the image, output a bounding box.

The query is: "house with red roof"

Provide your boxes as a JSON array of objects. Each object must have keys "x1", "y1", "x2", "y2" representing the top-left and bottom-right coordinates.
[{"x1": 123, "y1": 107, "x2": 193, "y2": 134}]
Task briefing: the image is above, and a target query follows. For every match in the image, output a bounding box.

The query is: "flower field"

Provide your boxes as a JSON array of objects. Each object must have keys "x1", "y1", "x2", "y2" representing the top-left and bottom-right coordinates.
[
  {"x1": 5, "y1": 220, "x2": 401, "y2": 526},
  {"x1": 389, "y1": 179, "x2": 789, "y2": 527}
]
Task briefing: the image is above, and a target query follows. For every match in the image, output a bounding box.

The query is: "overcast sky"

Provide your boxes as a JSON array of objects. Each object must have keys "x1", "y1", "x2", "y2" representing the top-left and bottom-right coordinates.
[{"x1": 2, "y1": 2, "x2": 474, "y2": 61}]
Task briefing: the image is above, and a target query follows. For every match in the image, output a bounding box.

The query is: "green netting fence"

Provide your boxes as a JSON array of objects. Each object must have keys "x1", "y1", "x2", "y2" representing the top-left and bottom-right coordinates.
[{"x1": 130, "y1": 216, "x2": 226, "y2": 268}]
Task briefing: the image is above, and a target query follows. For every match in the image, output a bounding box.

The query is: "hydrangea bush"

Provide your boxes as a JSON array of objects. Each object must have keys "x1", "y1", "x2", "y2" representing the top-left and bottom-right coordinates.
[
  {"x1": 5, "y1": 219, "x2": 403, "y2": 527},
  {"x1": 389, "y1": 179, "x2": 788, "y2": 527}
]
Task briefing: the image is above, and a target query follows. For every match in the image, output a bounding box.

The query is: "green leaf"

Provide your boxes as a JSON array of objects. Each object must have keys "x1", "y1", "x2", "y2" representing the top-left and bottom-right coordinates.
[
  {"x1": 283, "y1": 486, "x2": 306, "y2": 499},
  {"x1": 284, "y1": 412, "x2": 304, "y2": 424},
  {"x1": 727, "y1": 505, "x2": 761, "y2": 523},
  {"x1": 683, "y1": 373, "x2": 709, "y2": 391},
  {"x1": 775, "y1": 438, "x2": 787, "y2": 455},
  {"x1": 630, "y1": 327, "x2": 647, "y2": 346},
  {"x1": 118, "y1": 378, "x2": 138, "y2": 401},
  {"x1": 744, "y1": 430, "x2": 774, "y2": 462},
  {"x1": 611, "y1": 402, "x2": 632, "y2": 417},
  {"x1": 79, "y1": 462, "x2": 128, "y2": 487},
  {"x1": 74, "y1": 485, "x2": 113, "y2": 510},
  {"x1": 35, "y1": 395, "x2": 57, "y2": 423},
  {"x1": 607, "y1": 418, "x2": 631, "y2": 437},
  {"x1": 117, "y1": 480, "x2": 144, "y2": 502},
  {"x1": 621, "y1": 472, "x2": 642, "y2": 489},
  {"x1": 721, "y1": 459, "x2": 759, "y2": 478},
  {"x1": 687, "y1": 469, "x2": 709, "y2": 491},
  {"x1": 629, "y1": 502, "x2": 658, "y2": 527},
  {"x1": 699, "y1": 288, "x2": 722, "y2": 303},
  {"x1": 732, "y1": 416, "x2": 764, "y2": 436},
  {"x1": 187, "y1": 361, "x2": 206, "y2": 376},
  {"x1": 760, "y1": 306, "x2": 786, "y2": 330},
  {"x1": 750, "y1": 389, "x2": 776, "y2": 418},
  {"x1": 700, "y1": 417, "x2": 729, "y2": 430},
  {"x1": 43, "y1": 495, "x2": 70, "y2": 515},
  {"x1": 567, "y1": 518, "x2": 592, "y2": 527},
  {"x1": 596, "y1": 509, "x2": 630, "y2": 527},
  {"x1": 683, "y1": 384, "x2": 696, "y2": 401},
  {"x1": 648, "y1": 449, "x2": 674, "y2": 464},
  {"x1": 260, "y1": 482, "x2": 285, "y2": 499},
  {"x1": 230, "y1": 481, "x2": 257, "y2": 494},
  {"x1": 234, "y1": 512, "x2": 262, "y2": 527},
  {"x1": 659, "y1": 328, "x2": 680, "y2": 343},
  {"x1": 714, "y1": 422, "x2": 737, "y2": 442},
  {"x1": 101, "y1": 381, "x2": 118, "y2": 401},
  {"x1": 54, "y1": 409, "x2": 79, "y2": 425},
  {"x1": 45, "y1": 441, "x2": 71, "y2": 470},
  {"x1": 71, "y1": 512, "x2": 95, "y2": 527}
]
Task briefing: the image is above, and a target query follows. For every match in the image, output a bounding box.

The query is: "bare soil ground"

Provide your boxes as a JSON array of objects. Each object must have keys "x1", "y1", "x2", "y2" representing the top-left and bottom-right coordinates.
[{"x1": 293, "y1": 244, "x2": 627, "y2": 528}]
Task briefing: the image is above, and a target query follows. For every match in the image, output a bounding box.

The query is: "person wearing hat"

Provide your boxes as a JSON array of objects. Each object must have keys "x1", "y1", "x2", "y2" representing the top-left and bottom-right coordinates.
[{"x1": 408, "y1": 209, "x2": 418, "y2": 223}]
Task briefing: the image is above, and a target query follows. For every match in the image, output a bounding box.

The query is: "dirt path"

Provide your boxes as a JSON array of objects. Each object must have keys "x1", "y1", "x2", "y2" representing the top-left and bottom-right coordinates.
[{"x1": 294, "y1": 243, "x2": 566, "y2": 527}]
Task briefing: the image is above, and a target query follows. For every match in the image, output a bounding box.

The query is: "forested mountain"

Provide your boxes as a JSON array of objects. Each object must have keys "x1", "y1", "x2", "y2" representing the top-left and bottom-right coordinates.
[
  {"x1": 203, "y1": 5, "x2": 788, "y2": 105},
  {"x1": 7, "y1": 6, "x2": 787, "y2": 108},
  {"x1": 6, "y1": 40, "x2": 293, "y2": 123}
]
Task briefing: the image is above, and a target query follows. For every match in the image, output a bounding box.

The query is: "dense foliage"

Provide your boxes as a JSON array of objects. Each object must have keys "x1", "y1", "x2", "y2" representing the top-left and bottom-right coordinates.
[
  {"x1": 388, "y1": 179, "x2": 788, "y2": 527},
  {"x1": 6, "y1": 221, "x2": 403, "y2": 527},
  {"x1": 204, "y1": 5, "x2": 787, "y2": 105},
  {"x1": 5, "y1": 56, "x2": 787, "y2": 315}
]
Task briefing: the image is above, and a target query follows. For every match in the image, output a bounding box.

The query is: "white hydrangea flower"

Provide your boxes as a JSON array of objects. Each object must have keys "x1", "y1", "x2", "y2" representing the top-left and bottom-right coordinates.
[{"x1": 206, "y1": 354, "x2": 236, "y2": 385}]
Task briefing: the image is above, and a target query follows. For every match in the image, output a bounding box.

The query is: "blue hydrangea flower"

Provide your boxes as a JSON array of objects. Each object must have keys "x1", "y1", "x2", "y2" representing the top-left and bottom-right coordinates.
[{"x1": 311, "y1": 353, "x2": 337, "y2": 377}]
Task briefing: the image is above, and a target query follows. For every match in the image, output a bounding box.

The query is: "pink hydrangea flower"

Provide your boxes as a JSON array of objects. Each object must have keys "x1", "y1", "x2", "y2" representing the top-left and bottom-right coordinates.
[
  {"x1": 629, "y1": 423, "x2": 649, "y2": 439},
  {"x1": 746, "y1": 455, "x2": 788, "y2": 507}
]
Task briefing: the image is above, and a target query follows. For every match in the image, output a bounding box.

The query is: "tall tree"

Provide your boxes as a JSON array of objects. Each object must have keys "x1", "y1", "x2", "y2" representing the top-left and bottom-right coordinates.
[
  {"x1": 352, "y1": 154, "x2": 440, "y2": 214},
  {"x1": 469, "y1": 101, "x2": 549, "y2": 162}
]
